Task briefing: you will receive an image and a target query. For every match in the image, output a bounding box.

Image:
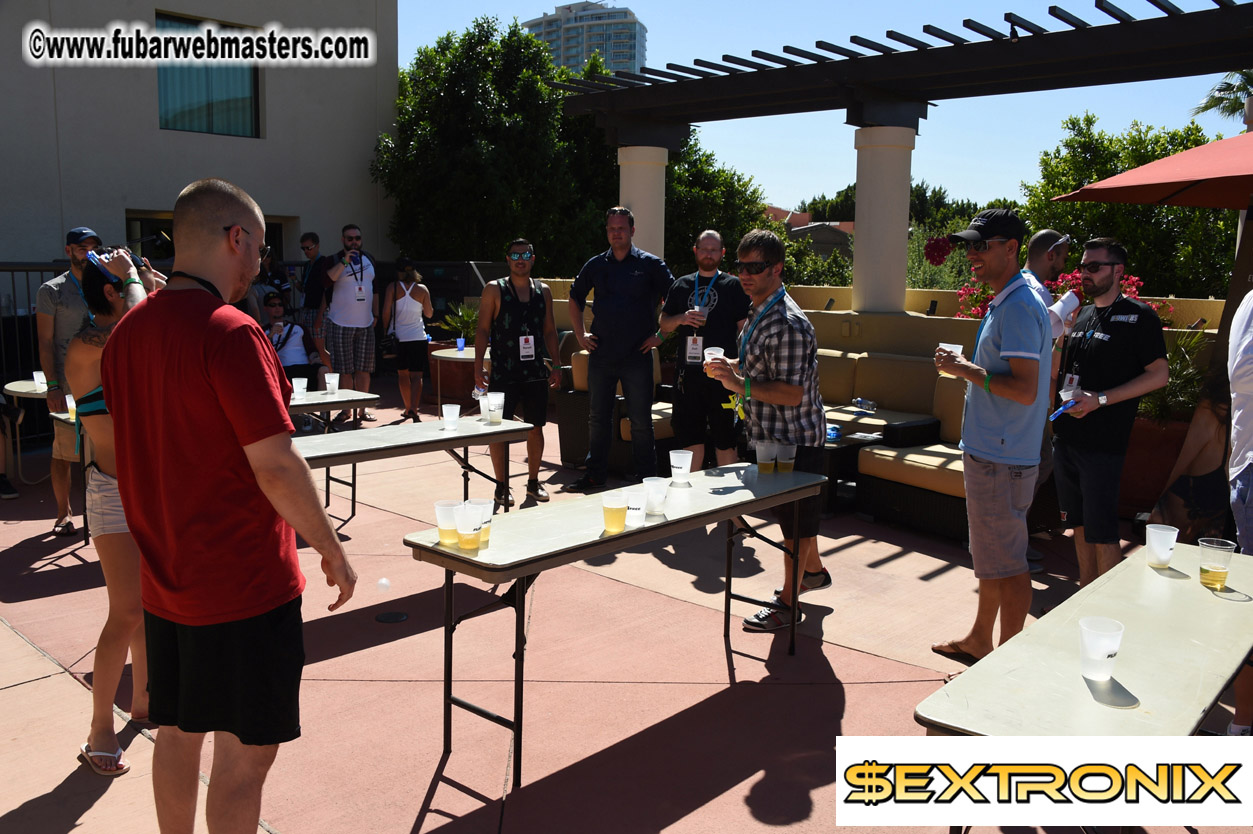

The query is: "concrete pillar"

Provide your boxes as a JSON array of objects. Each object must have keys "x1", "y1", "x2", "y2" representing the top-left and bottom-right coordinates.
[
  {"x1": 851, "y1": 126, "x2": 917, "y2": 313},
  {"x1": 618, "y1": 145, "x2": 669, "y2": 257}
]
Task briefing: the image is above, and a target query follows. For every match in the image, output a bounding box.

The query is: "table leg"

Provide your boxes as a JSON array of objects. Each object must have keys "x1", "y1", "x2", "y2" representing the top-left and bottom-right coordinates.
[
  {"x1": 788, "y1": 499, "x2": 800, "y2": 657},
  {"x1": 443, "y1": 569, "x2": 453, "y2": 755},
  {"x1": 436, "y1": 359, "x2": 442, "y2": 409},
  {"x1": 461, "y1": 445, "x2": 470, "y2": 502},
  {"x1": 724, "y1": 518, "x2": 734, "y2": 637},
  {"x1": 323, "y1": 467, "x2": 331, "y2": 508},
  {"x1": 512, "y1": 572, "x2": 528, "y2": 789},
  {"x1": 502, "y1": 448, "x2": 510, "y2": 514},
  {"x1": 350, "y1": 462, "x2": 357, "y2": 517}
]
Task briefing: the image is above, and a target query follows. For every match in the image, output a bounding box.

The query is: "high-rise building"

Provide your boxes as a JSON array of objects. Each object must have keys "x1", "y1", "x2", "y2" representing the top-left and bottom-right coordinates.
[{"x1": 524, "y1": 2, "x2": 647, "y2": 75}]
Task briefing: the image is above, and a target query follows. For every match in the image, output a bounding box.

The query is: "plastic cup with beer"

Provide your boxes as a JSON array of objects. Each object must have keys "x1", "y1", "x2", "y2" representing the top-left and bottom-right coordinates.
[
  {"x1": 324, "y1": 373, "x2": 340, "y2": 395},
  {"x1": 776, "y1": 443, "x2": 797, "y2": 473},
  {"x1": 468, "y1": 497, "x2": 495, "y2": 546},
  {"x1": 453, "y1": 502, "x2": 482, "y2": 551},
  {"x1": 624, "y1": 489, "x2": 646, "y2": 528},
  {"x1": 434, "y1": 500, "x2": 460, "y2": 547},
  {"x1": 485, "y1": 391, "x2": 505, "y2": 425},
  {"x1": 643, "y1": 476, "x2": 670, "y2": 514},
  {"x1": 442, "y1": 403, "x2": 460, "y2": 431},
  {"x1": 755, "y1": 440, "x2": 778, "y2": 474},
  {"x1": 1144, "y1": 524, "x2": 1178, "y2": 568},
  {"x1": 65, "y1": 395, "x2": 77, "y2": 420},
  {"x1": 669, "y1": 449, "x2": 693, "y2": 484},
  {"x1": 291, "y1": 377, "x2": 308, "y2": 400},
  {"x1": 702, "y1": 346, "x2": 725, "y2": 377},
  {"x1": 1078, "y1": 616, "x2": 1124, "y2": 682},
  {"x1": 1198, "y1": 537, "x2": 1238, "y2": 590},
  {"x1": 602, "y1": 491, "x2": 628, "y2": 534}
]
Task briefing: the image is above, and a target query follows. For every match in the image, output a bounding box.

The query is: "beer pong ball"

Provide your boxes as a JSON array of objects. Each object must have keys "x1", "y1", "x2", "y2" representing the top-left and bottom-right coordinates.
[{"x1": 377, "y1": 577, "x2": 391, "y2": 591}]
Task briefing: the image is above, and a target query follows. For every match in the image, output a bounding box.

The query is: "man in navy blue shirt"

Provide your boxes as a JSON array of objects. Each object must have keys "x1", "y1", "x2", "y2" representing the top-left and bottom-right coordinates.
[{"x1": 566, "y1": 206, "x2": 674, "y2": 490}]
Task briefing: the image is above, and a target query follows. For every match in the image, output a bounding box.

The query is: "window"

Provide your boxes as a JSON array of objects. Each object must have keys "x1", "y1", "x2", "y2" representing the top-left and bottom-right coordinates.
[{"x1": 157, "y1": 14, "x2": 258, "y2": 138}]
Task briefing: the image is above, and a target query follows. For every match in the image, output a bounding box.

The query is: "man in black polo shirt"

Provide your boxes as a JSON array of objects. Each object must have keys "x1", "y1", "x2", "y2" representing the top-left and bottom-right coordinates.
[
  {"x1": 566, "y1": 206, "x2": 674, "y2": 491},
  {"x1": 659, "y1": 229, "x2": 750, "y2": 470},
  {"x1": 1051, "y1": 237, "x2": 1167, "y2": 585}
]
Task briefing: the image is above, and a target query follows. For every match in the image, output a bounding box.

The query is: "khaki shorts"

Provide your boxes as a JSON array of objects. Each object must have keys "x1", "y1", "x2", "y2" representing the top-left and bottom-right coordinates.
[
  {"x1": 964, "y1": 452, "x2": 1036, "y2": 579},
  {"x1": 52, "y1": 419, "x2": 77, "y2": 461}
]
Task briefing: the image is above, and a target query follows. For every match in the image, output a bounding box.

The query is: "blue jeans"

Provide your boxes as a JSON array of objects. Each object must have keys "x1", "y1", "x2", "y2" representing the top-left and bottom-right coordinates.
[
  {"x1": 586, "y1": 351, "x2": 656, "y2": 480},
  {"x1": 1231, "y1": 468, "x2": 1253, "y2": 554}
]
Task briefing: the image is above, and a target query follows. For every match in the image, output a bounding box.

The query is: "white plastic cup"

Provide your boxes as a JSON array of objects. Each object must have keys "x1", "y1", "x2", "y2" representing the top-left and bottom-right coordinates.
[
  {"x1": 32, "y1": 370, "x2": 46, "y2": 390},
  {"x1": 1144, "y1": 524, "x2": 1178, "y2": 568},
  {"x1": 624, "y1": 489, "x2": 646, "y2": 528},
  {"x1": 442, "y1": 403, "x2": 460, "y2": 430},
  {"x1": 1050, "y1": 289, "x2": 1082, "y2": 334},
  {"x1": 703, "y1": 346, "x2": 725, "y2": 363},
  {"x1": 643, "y1": 476, "x2": 670, "y2": 514},
  {"x1": 486, "y1": 391, "x2": 505, "y2": 425},
  {"x1": 1079, "y1": 616, "x2": 1124, "y2": 681},
  {"x1": 468, "y1": 497, "x2": 495, "y2": 546},
  {"x1": 755, "y1": 440, "x2": 778, "y2": 474},
  {"x1": 324, "y1": 373, "x2": 340, "y2": 395},
  {"x1": 292, "y1": 377, "x2": 308, "y2": 399},
  {"x1": 602, "y1": 491, "x2": 628, "y2": 534},
  {"x1": 669, "y1": 449, "x2": 693, "y2": 484},
  {"x1": 776, "y1": 443, "x2": 797, "y2": 473},
  {"x1": 938, "y1": 342, "x2": 963, "y2": 356},
  {"x1": 453, "y1": 502, "x2": 482, "y2": 551},
  {"x1": 434, "y1": 500, "x2": 460, "y2": 547}
]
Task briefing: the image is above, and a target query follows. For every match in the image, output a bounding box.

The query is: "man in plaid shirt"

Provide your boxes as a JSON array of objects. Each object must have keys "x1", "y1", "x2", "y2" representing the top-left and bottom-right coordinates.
[{"x1": 708, "y1": 229, "x2": 830, "y2": 631}]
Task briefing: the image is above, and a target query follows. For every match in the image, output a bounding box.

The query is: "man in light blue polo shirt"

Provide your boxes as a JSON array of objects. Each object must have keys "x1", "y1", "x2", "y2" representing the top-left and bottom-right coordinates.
[{"x1": 931, "y1": 209, "x2": 1050, "y2": 666}]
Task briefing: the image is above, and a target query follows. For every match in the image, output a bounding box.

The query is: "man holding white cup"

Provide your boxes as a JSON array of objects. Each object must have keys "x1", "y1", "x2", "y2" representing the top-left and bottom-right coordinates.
[{"x1": 659, "y1": 230, "x2": 750, "y2": 470}]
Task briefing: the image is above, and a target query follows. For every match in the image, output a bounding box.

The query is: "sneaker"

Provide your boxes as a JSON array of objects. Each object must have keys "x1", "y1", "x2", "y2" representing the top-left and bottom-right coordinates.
[
  {"x1": 0, "y1": 474, "x2": 17, "y2": 500},
  {"x1": 1228, "y1": 722, "x2": 1251, "y2": 736},
  {"x1": 494, "y1": 485, "x2": 515, "y2": 508},
  {"x1": 774, "y1": 568, "x2": 832, "y2": 598},
  {"x1": 562, "y1": 474, "x2": 605, "y2": 494},
  {"x1": 743, "y1": 599, "x2": 803, "y2": 632},
  {"x1": 527, "y1": 479, "x2": 550, "y2": 502}
]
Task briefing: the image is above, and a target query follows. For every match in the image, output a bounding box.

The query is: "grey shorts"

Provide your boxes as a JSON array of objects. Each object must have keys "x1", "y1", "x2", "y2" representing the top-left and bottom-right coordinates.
[
  {"x1": 964, "y1": 452, "x2": 1036, "y2": 580},
  {"x1": 86, "y1": 467, "x2": 129, "y2": 536}
]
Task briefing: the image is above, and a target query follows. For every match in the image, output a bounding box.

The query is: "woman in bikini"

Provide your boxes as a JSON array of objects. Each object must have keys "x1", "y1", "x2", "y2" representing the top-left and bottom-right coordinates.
[{"x1": 64, "y1": 249, "x2": 161, "y2": 776}]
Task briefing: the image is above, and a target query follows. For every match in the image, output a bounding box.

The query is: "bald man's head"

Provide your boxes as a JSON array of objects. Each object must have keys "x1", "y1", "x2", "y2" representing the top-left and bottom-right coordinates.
[{"x1": 171, "y1": 178, "x2": 265, "y2": 303}]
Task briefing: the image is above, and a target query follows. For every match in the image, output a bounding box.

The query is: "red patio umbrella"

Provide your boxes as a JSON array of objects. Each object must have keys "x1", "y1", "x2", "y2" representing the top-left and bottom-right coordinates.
[{"x1": 1054, "y1": 130, "x2": 1253, "y2": 210}]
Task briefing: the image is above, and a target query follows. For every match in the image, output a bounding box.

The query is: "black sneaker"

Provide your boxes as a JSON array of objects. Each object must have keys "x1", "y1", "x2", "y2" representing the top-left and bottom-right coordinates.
[
  {"x1": 743, "y1": 599, "x2": 803, "y2": 632},
  {"x1": 494, "y1": 485, "x2": 515, "y2": 507},
  {"x1": 0, "y1": 474, "x2": 17, "y2": 500},
  {"x1": 526, "y1": 479, "x2": 550, "y2": 502},
  {"x1": 562, "y1": 474, "x2": 606, "y2": 494},
  {"x1": 774, "y1": 568, "x2": 832, "y2": 598}
]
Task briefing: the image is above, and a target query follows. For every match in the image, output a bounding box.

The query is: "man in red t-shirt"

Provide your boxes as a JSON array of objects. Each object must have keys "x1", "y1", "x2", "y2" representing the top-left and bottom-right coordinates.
[{"x1": 103, "y1": 178, "x2": 356, "y2": 830}]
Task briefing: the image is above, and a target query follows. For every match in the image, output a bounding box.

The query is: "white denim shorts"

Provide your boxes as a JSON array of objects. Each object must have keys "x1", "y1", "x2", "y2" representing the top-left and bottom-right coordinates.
[{"x1": 86, "y1": 467, "x2": 129, "y2": 536}]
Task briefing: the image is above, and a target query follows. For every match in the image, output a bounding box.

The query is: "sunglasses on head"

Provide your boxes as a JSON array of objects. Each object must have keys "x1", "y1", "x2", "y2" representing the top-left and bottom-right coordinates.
[
  {"x1": 1047, "y1": 234, "x2": 1071, "y2": 255},
  {"x1": 507, "y1": 251, "x2": 534, "y2": 261},
  {"x1": 734, "y1": 260, "x2": 775, "y2": 275},
  {"x1": 84, "y1": 250, "x2": 122, "y2": 284},
  {"x1": 960, "y1": 238, "x2": 1009, "y2": 253}
]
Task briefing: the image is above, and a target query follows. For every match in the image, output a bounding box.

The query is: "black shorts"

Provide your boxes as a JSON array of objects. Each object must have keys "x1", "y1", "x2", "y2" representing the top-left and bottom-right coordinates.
[
  {"x1": 490, "y1": 378, "x2": 549, "y2": 428},
  {"x1": 673, "y1": 367, "x2": 740, "y2": 450},
  {"x1": 283, "y1": 364, "x2": 318, "y2": 383},
  {"x1": 1051, "y1": 437, "x2": 1124, "y2": 544},
  {"x1": 771, "y1": 444, "x2": 825, "y2": 540},
  {"x1": 396, "y1": 339, "x2": 430, "y2": 373},
  {"x1": 145, "y1": 595, "x2": 305, "y2": 746}
]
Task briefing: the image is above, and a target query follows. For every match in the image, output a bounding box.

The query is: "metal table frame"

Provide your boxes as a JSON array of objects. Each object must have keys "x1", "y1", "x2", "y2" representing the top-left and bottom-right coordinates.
[
  {"x1": 404, "y1": 465, "x2": 825, "y2": 788},
  {"x1": 3, "y1": 380, "x2": 52, "y2": 485}
]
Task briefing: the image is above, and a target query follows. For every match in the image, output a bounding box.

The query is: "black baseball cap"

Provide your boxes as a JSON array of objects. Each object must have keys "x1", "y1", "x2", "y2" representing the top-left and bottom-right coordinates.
[
  {"x1": 66, "y1": 226, "x2": 101, "y2": 246},
  {"x1": 949, "y1": 209, "x2": 1026, "y2": 246},
  {"x1": 263, "y1": 291, "x2": 284, "y2": 306}
]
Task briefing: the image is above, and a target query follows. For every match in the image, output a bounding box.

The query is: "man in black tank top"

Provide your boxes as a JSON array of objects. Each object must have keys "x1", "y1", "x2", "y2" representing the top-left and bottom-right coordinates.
[{"x1": 474, "y1": 239, "x2": 562, "y2": 506}]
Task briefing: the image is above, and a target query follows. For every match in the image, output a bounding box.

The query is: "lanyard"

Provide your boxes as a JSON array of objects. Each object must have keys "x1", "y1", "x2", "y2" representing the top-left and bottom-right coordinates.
[
  {"x1": 739, "y1": 286, "x2": 786, "y2": 370},
  {"x1": 64, "y1": 269, "x2": 94, "y2": 323},
  {"x1": 693, "y1": 272, "x2": 716, "y2": 309},
  {"x1": 169, "y1": 271, "x2": 224, "y2": 300},
  {"x1": 346, "y1": 252, "x2": 364, "y2": 285}
]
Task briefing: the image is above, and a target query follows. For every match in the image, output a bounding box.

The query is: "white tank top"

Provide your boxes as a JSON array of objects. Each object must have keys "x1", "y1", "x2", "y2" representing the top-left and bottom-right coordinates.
[{"x1": 392, "y1": 281, "x2": 428, "y2": 342}]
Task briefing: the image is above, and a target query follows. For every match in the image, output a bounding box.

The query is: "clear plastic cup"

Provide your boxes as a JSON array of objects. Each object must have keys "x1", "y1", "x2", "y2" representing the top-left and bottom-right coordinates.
[
  {"x1": 1198, "y1": 538, "x2": 1238, "y2": 590},
  {"x1": 643, "y1": 476, "x2": 670, "y2": 514},
  {"x1": 776, "y1": 443, "x2": 797, "y2": 473},
  {"x1": 603, "y1": 491, "x2": 628, "y2": 534},
  {"x1": 324, "y1": 373, "x2": 340, "y2": 395},
  {"x1": 292, "y1": 377, "x2": 308, "y2": 400},
  {"x1": 1144, "y1": 524, "x2": 1178, "y2": 568},
  {"x1": 624, "y1": 489, "x2": 646, "y2": 528},
  {"x1": 442, "y1": 403, "x2": 460, "y2": 430},
  {"x1": 468, "y1": 497, "x2": 495, "y2": 546},
  {"x1": 1079, "y1": 616, "x2": 1124, "y2": 681},
  {"x1": 669, "y1": 449, "x2": 693, "y2": 484},
  {"x1": 486, "y1": 391, "x2": 505, "y2": 425},
  {"x1": 65, "y1": 395, "x2": 77, "y2": 420},
  {"x1": 454, "y1": 502, "x2": 482, "y2": 551},
  {"x1": 434, "y1": 500, "x2": 460, "y2": 547},
  {"x1": 703, "y1": 346, "x2": 725, "y2": 377},
  {"x1": 755, "y1": 440, "x2": 778, "y2": 474}
]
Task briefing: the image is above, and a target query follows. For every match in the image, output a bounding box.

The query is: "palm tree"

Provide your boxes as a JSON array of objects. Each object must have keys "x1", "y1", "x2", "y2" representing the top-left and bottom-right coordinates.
[{"x1": 1191, "y1": 70, "x2": 1253, "y2": 122}]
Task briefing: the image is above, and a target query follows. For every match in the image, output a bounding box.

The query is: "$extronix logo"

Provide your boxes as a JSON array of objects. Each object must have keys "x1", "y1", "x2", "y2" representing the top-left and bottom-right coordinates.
[{"x1": 843, "y1": 761, "x2": 1242, "y2": 805}]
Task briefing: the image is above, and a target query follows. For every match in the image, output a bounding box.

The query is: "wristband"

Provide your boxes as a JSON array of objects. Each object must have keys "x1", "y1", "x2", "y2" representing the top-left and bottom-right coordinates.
[
  {"x1": 124, "y1": 279, "x2": 143, "y2": 287},
  {"x1": 1053, "y1": 344, "x2": 1063, "y2": 352},
  {"x1": 46, "y1": 382, "x2": 60, "y2": 390},
  {"x1": 983, "y1": 373, "x2": 993, "y2": 394},
  {"x1": 655, "y1": 330, "x2": 663, "y2": 339},
  {"x1": 341, "y1": 258, "x2": 350, "y2": 266},
  {"x1": 744, "y1": 376, "x2": 751, "y2": 400}
]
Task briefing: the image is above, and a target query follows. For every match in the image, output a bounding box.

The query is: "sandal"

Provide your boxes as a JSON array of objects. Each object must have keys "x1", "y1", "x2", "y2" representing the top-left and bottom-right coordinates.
[
  {"x1": 79, "y1": 742, "x2": 131, "y2": 777},
  {"x1": 53, "y1": 518, "x2": 77, "y2": 537}
]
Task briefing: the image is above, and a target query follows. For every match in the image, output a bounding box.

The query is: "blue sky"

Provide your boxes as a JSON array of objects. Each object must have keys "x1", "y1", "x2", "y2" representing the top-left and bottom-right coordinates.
[{"x1": 398, "y1": 0, "x2": 1242, "y2": 209}]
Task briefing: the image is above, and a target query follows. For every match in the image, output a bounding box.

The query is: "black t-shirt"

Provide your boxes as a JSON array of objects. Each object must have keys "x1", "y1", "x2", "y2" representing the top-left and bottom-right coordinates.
[
  {"x1": 300, "y1": 255, "x2": 334, "y2": 310},
  {"x1": 1052, "y1": 295, "x2": 1167, "y2": 452},
  {"x1": 661, "y1": 271, "x2": 751, "y2": 368},
  {"x1": 571, "y1": 246, "x2": 673, "y2": 361}
]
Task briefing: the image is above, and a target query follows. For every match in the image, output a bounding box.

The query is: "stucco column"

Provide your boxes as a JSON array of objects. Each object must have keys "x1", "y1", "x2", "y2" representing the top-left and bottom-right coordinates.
[
  {"x1": 851, "y1": 126, "x2": 916, "y2": 313},
  {"x1": 618, "y1": 145, "x2": 669, "y2": 257}
]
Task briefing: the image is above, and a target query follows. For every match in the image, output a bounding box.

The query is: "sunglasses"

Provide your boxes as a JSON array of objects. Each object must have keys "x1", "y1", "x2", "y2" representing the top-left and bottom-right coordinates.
[
  {"x1": 84, "y1": 250, "x2": 122, "y2": 284},
  {"x1": 507, "y1": 251, "x2": 534, "y2": 261},
  {"x1": 1079, "y1": 261, "x2": 1120, "y2": 274},
  {"x1": 1047, "y1": 234, "x2": 1071, "y2": 255},
  {"x1": 300, "y1": 244, "x2": 316, "y2": 252},
  {"x1": 224, "y1": 225, "x2": 270, "y2": 260},
  {"x1": 960, "y1": 238, "x2": 1009, "y2": 253},
  {"x1": 734, "y1": 260, "x2": 775, "y2": 275}
]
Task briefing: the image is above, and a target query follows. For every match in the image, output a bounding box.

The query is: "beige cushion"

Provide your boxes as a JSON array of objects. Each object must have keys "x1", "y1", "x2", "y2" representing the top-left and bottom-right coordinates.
[
  {"x1": 824, "y1": 405, "x2": 932, "y2": 436},
  {"x1": 620, "y1": 402, "x2": 675, "y2": 441},
  {"x1": 852, "y1": 353, "x2": 939, "y2": 414},
  {"x1": 569, "y1": 348, "x2": 660, "y2": 394},
  {"x1": 816, "y1": 349, "x2": 860, "y2": 406},
  {"x1": 933, "y1": 375, "x2": 967, "y2": 445},
  {"x1": 858, "y1": 443, "x2": 966, "y2": 498}
]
